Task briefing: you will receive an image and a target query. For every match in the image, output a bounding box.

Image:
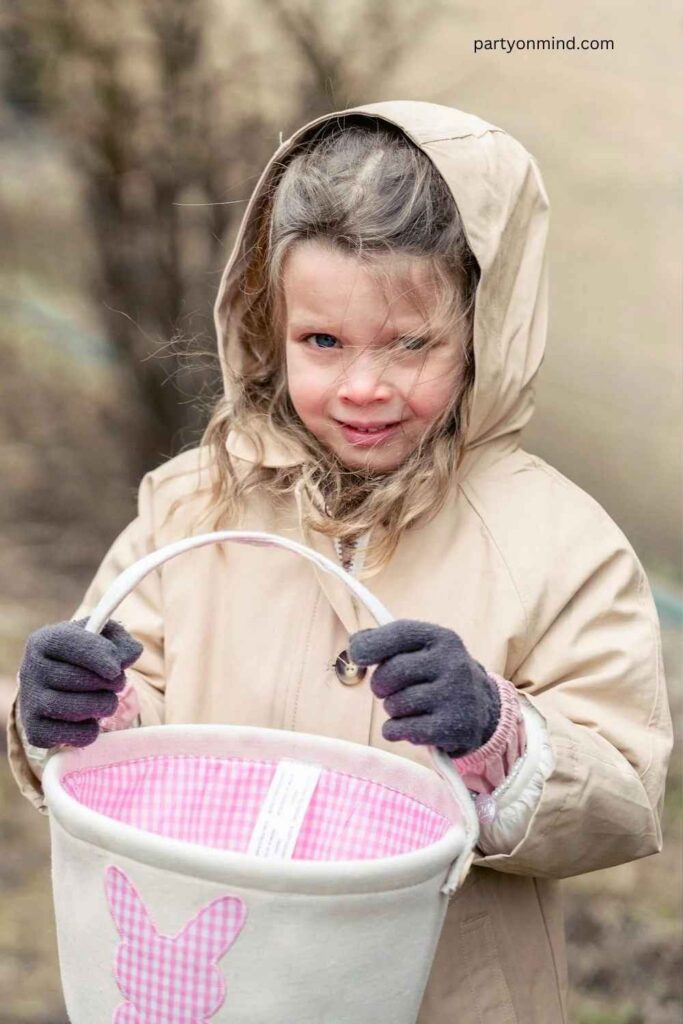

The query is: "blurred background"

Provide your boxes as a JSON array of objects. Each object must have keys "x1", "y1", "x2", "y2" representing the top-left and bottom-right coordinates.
[{"x1": 0, "y1": 1, "x2": 680, "y2": 1021}]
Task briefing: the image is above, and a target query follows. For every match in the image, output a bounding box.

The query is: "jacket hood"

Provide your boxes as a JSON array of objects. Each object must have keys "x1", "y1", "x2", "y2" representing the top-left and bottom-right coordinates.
[{"x1": 213, "y1": 100, "x2": 550, "y2": 468}]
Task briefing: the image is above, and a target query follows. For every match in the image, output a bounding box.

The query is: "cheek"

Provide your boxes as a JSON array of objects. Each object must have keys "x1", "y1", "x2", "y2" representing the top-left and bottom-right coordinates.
[
  {"x1": 285, "y1": 346, "x2": 305, "y2": 399},
  {"x1": 405, "y1": 364, "x2": 461, "y2": 419},
  {"x1": 286, "y1": 351, "x2": 327, "y2": 414}
]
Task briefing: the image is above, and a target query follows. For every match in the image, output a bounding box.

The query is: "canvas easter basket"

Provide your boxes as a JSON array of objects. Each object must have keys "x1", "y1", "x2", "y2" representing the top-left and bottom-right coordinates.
[{"x1": 42, "y1": 531, "x2": 479, "y2": 1024}]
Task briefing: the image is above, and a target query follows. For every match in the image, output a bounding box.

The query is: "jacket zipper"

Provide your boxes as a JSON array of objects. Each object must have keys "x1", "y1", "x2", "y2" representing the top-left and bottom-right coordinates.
[{"x1": 333, "y1": 532, "x2": 370, "y2": 578}]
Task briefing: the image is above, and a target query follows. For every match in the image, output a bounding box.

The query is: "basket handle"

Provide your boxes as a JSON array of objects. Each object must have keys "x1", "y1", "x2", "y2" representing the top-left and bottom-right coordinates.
[{"x1": 84, "y1": 529, "x2": 479, "y2": 894}]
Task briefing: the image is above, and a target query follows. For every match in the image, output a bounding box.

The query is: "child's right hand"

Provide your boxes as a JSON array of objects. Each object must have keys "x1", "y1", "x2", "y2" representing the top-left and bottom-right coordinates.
[{"x1": 18, "y1": 619, "x2": 143, "y2": 749}]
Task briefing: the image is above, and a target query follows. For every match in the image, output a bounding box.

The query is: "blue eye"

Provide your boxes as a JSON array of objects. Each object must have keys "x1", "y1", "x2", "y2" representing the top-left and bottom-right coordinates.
[
  {"x1": 307, "y1": 333, "x2": 338, "y2": 350},
  {"x1": 399, "y1": 337, "x2": 427, "y2": 351}
]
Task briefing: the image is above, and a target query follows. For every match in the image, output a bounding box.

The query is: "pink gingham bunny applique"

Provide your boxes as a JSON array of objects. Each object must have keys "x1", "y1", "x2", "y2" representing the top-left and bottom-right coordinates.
[{"x1": 105, "y1": 865, "x2": 247, "y2": 1023}]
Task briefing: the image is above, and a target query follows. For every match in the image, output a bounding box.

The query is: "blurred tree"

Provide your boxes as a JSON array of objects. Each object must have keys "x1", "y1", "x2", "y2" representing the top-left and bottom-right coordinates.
[
  {"x1": 260, "y1": 0, "x2": 442, "y2": 121},
  {"x1": 1, "y1": 0, "x2": 443, "y2": 478}
]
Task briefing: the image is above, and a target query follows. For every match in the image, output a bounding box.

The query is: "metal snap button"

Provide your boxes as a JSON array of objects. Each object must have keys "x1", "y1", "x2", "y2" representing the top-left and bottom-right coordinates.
[{"x1": 334, "y1": 649, "x2": 367, "y2": 686}]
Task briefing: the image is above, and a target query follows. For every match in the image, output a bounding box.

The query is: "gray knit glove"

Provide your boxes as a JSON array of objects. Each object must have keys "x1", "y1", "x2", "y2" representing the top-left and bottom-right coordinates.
[
  {"x1": 348, "y1": 620, "x2": 500, "y2": 757},
  {"x1": 18, "y1": 618, "x2": 143, "y2": 749}
]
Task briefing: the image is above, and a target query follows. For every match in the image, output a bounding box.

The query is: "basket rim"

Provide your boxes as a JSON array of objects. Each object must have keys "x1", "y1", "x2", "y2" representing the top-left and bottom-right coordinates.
[{"x1": 43, "y1": 724, "x2": 469, "y2": 895}]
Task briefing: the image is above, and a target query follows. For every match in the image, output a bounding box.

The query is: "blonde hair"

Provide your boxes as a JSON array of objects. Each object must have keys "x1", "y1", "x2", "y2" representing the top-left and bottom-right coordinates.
[{"x1": 198, "y1": 116, "x2": 480, "y2": 578}]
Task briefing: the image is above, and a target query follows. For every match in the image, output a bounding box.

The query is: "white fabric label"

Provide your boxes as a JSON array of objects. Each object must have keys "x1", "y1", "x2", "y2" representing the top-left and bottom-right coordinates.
[{"x1": 246, "y1": 758, "x2": 323, "y2": 860}]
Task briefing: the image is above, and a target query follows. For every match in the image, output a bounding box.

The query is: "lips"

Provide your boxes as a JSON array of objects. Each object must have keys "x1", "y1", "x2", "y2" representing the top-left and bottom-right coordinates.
[
  {"x1": 337, "y1": 420, "x2": 400, "y2": 432},
  {"x1": 336, "y1": 420, "x2": 403, "y2": 446}
]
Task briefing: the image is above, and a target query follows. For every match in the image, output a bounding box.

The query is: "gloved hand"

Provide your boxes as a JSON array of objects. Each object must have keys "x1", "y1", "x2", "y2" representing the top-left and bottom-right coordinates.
[
  {"x1": 19, "y1": 618, "x2": 143, "y2": 749},
  {"x1": 348, "y1": 619, "x2": 500, "y2": 757}
]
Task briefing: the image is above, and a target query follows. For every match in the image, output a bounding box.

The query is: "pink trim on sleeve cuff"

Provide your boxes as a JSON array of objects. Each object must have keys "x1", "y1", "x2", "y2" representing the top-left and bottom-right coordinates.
[
  {"x1": 99, "y1": 680, "x2": 141, "y2": 733},
  {"x1": 450, "y1": 675, "x2": 526, "y2": 796}
]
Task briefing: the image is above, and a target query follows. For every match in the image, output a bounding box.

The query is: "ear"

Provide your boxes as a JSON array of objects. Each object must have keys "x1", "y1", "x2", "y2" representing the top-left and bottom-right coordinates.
[
  {"x1": 179, "y1": 895, "x2": 247, "y2": 961},
  {"x1": 105, "y1": 865, "x2": 156, "y2": 944}
]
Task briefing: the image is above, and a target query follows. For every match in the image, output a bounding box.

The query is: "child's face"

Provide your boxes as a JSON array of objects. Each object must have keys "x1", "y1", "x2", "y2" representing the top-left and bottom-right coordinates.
[{"x1": 283, "y1": 240, "x2": 466, "y2": 473}]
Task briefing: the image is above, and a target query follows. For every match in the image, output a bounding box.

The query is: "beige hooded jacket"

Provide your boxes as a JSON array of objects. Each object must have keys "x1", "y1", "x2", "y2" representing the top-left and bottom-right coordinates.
[{"x1": 8, "y1": 102, "x2": 672, "y2": 1023}]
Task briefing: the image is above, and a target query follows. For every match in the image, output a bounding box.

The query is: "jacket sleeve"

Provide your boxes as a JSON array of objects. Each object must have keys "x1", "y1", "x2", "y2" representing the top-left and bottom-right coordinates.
[
  {"x1": 450, "y1": 676, "x2": 556, "y2": 855},
  {"x1": 6, "y1": 471, "x2": 166, "y2": 812},
  {"x1": 473, "y1": 534, "x2": 673, "y2": 879}
]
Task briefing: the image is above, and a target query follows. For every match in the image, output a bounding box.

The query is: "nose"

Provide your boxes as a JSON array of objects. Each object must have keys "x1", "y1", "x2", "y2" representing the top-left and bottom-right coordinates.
[{"x1": 336, "y1": 349, "x2": 395, "y2": 406}]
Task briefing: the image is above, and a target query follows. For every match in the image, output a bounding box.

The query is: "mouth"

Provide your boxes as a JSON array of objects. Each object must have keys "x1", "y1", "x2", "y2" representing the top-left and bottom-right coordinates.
[{"x1": 335, "y1": 420, "x2": 404, "y2": 445}]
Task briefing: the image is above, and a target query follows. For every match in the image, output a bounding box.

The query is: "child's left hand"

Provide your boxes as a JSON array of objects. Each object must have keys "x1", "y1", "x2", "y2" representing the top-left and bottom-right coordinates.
[{"x1": 348, "y1": 620, "x2": 501, "y2": 757}]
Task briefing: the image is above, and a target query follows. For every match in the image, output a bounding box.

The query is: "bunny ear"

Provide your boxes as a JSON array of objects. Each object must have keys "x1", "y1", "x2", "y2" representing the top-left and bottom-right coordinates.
[
  {"x1": 105, "y1": 865, "x2": 156, "y2": 944},
  {"x1": 179, "y1": 895, "x2": 247, "y2": 962},
  {"x1": 113, "y1": 1004, "x2": 141, "y2": 1024}
]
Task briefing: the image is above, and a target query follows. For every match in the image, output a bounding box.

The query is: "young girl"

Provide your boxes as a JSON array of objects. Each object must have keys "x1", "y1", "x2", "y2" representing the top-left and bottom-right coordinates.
[{"x1": 9, "y1": 102, "x2": 672, "y2": 1023}]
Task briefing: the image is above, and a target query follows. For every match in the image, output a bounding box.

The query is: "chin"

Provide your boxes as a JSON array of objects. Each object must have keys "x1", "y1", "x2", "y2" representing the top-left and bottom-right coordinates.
[{"x1": 337, "y1": 450, "x2": 406, "y2": 474}]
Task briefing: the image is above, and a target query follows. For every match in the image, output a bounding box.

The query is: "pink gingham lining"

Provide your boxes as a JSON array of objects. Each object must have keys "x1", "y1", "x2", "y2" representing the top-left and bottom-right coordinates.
[
  {"x1": 62, "y1": 754, "x2": 452, "y2": 861},
  {"x1": 106, "y1": 864, "x2": 246, "y2": 1022}
]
